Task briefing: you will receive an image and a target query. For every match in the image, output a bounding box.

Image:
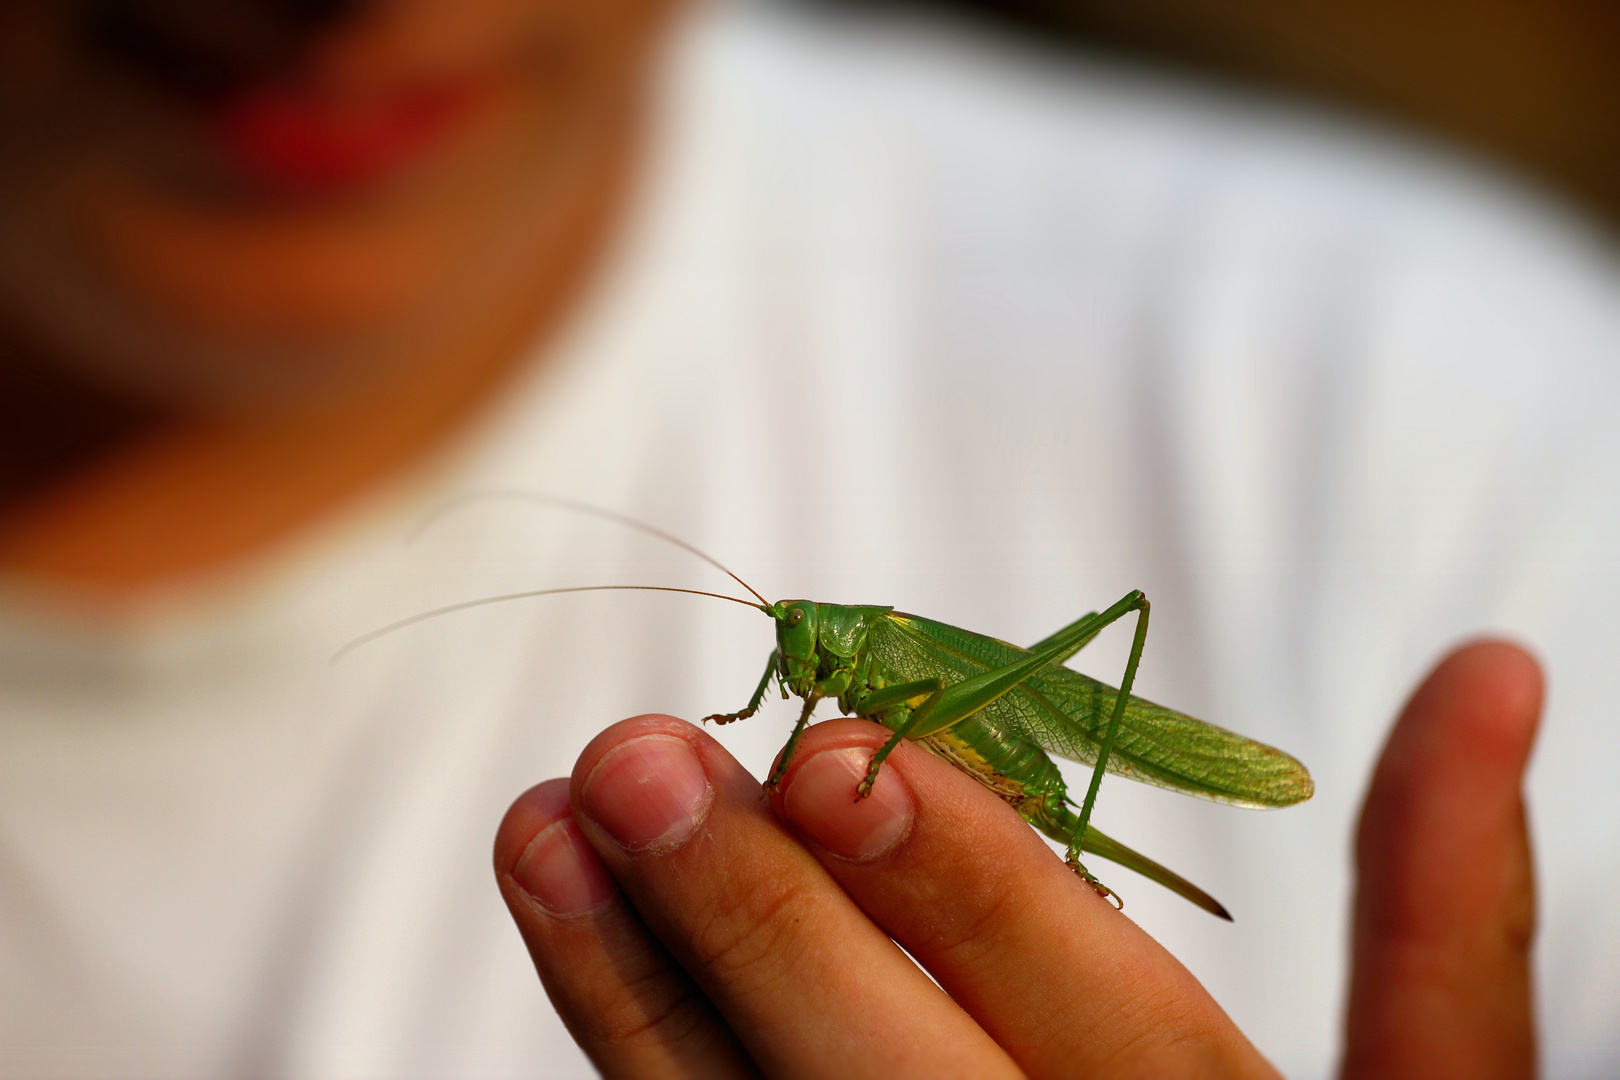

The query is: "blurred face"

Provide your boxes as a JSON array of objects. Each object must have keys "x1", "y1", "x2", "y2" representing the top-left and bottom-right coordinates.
[{"x1": 0, "y1": 0, "x2": 672, "y2": 410}]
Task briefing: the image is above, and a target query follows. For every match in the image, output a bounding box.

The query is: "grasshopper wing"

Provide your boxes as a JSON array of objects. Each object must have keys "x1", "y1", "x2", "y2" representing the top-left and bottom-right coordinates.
[{"x1": 867, "y1": 613, "x2": 1313, "y2": 808}]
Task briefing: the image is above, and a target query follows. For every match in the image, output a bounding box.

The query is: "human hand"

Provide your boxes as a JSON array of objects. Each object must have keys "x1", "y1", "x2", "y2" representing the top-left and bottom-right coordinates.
[{"x1": 494, "y1": 641, "x2": 1541, "y2": 1078}]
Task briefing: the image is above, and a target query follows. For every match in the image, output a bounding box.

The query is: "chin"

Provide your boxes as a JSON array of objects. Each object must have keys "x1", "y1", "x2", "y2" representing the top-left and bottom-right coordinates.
[
  {"x1": 0, "y1": 178, "x2": 484, "y2": 411},
  {"x1": 0, "y1": 243, "x2": 412, "y2": 412},
  {"x1": 29, "y1": 313, "x2": 403, "y2": 413}
]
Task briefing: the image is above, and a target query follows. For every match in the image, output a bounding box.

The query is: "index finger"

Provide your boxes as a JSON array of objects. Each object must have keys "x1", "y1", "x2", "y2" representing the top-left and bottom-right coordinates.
[{"x1": 769, "y1": 718, "x2": 1279, "y2": 1080}]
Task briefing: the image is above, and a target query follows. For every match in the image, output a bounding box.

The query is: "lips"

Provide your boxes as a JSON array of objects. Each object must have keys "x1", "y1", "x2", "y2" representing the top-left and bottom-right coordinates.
[
  {"x1": 216, "y1": 75, "x2": 492, "y2": 194},
  {"x1": 83, "y1": 2, "x2": 510, "y2": 196}
]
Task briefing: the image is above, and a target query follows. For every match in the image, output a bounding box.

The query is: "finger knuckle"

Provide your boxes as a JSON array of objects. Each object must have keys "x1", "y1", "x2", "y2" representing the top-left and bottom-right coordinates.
[
  {"x1": 1095, "y1": 987, "x2": 1233, "y2": 1076},
  {"x1": 590, "y1": 968, "x2": 716, "y2": 1054},
  {"x1": 915, "y1": 876, "x2": 1026, "y2": 974},
  {"x1": 685, "y1": 872, "x2": 819, "y2": 994}
]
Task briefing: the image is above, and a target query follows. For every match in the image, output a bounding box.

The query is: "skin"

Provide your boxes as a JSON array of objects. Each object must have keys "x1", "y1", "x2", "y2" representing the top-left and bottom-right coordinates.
[
  {"x1": 1344, "y1": 641, "x2": 1540, "y2": 1079},
  {"x1": 0, "y1": 0, "x2": 672, "y2": 593},
  {"x1": 497, "y1": 640, "x2": 1542, "y2": 1077},
  {"x1": 0, "y1": 2, "x2": 1544, "y2": 1075}
]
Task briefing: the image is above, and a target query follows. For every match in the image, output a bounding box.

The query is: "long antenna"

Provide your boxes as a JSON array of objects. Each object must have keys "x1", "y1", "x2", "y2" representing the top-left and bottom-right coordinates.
[
  {"x1": 409, "y1": 489, "x2": 769, "y2": 606},
  {"x1": 333, "y1": 584, "x2": 764, "y2": 662}
]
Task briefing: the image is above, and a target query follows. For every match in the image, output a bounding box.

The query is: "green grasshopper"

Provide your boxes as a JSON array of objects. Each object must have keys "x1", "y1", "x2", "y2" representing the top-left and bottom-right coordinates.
[
  {"x1": 342, "y1": 493, "x2": 1315, "y2": 919},
  {"x1": 700, "y1": 592, "x2": 1313, "y2": 918}
]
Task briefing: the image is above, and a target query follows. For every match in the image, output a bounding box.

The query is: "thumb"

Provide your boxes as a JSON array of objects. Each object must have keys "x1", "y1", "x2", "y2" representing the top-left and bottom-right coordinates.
[{"x1": 1342, "y1": 640, "x2": 1542, "y2": 1080}]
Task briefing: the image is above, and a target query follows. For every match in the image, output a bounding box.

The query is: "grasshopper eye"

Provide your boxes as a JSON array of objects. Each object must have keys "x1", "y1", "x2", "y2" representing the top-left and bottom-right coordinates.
[{"x1": 786, "y1": 607, "x2": 806, "y2": 628}]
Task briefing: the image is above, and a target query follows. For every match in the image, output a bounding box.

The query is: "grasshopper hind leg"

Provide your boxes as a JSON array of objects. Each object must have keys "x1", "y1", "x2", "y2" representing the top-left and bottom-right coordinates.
[
  {"x1": 1059, "y1": 591, "x2": 1151, "y2": 912},
  {"x1": 1033, "y1": 795, "x2": 1125, "y2": 910},
  {"x1": 1064, "y1": 851, "x2": 1125, "y2": 911},
  {"x1": 1072, "y1": 593, "x2": 1150, "y2": 841}
]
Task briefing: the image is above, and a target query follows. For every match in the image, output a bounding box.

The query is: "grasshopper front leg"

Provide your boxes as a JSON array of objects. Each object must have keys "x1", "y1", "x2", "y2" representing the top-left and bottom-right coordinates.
[
  {"x1": 702, "y1": 650, "x2": 779, "y2": 726},
  {"x1": 766, "y1": 669, "x2": 852, "y2": 789},
  {"x1": 765, "y1": 690, "x2": 821, "y2": 790}
]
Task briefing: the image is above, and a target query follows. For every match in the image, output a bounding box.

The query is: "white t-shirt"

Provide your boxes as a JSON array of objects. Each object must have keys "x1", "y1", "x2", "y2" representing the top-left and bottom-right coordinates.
[{"x1": 2, "y1": 3, "x2": 1617, "y2": 1077}]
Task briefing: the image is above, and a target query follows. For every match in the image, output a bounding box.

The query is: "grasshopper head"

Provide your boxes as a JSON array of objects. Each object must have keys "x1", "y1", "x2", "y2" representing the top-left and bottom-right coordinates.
[{"x1": 770, "y1": 600, "x2": 819, "y2": 662}]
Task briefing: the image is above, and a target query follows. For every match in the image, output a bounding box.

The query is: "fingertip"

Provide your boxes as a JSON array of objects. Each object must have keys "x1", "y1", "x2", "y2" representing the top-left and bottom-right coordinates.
[
  {"x1": 494, "y1": 777, "x2": 573, "y2": 875},
  {"x1": 1447, "y1": 639, "x2": 1544, "y2": 738},
  {"x1": 495, "y1": 777, "x2": 619, "y2": 919},
  {"x1": 572, "y1": 713, "x2": 759, "y2": 805},
  {"x1": 572, "y1": 714, "x2": 699, "y2": 784},
  {"x1": 764, "y1": 717, "x2": 891, "y2": 797},
  {"x1": 1397, "y1": 639, "x2": 1545, "y2": 779},
  {"x1": 779, "y1": 742, "x2": 917, "y2": 863},
  {"x1": 765, "y1": 716, "x2": 1043, "y2": 869}
]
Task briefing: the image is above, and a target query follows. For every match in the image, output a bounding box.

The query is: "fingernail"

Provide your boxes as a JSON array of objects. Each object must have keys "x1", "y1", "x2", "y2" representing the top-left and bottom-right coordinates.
[
  {"x1": 782, "y1": 747, "x2": 913, "y2": 861},
  {"x1": 580, "y1": 734, "x2": 712, "y2": 852},
  {"x1": 512, "y1": 818, "x2": 618, "y2": 917}
]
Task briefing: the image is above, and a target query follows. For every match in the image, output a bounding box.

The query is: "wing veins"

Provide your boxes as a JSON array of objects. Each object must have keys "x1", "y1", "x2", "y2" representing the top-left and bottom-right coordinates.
[{"x1": 873, "y1": 614, "x2": 1311, "y2": 807}]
